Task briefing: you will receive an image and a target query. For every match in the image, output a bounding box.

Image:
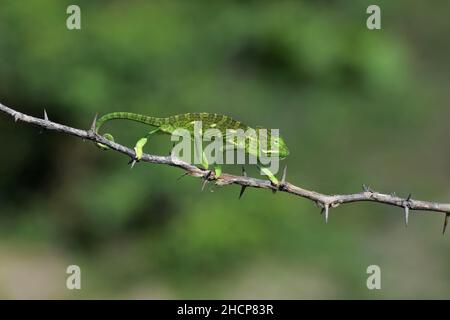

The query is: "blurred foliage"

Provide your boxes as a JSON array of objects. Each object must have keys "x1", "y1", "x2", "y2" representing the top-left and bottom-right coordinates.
[{"x1": 0, "y1": 0, "x2": 450, "y2": 298}]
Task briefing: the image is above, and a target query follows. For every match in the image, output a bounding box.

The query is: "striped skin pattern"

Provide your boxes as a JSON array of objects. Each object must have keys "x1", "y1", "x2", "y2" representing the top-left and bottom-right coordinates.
[{"x1": 95, "y1": 112, "x2": 289, "y2": 158}]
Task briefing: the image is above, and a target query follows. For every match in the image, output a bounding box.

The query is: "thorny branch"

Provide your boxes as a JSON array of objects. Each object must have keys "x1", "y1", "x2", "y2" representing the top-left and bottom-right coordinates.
[{"x1": 1, "y1": 102, "x2": 449, "y2": 234}]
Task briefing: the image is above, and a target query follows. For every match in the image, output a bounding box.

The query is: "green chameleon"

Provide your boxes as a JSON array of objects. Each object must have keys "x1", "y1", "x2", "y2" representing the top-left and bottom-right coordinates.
[{"x1": 95, "y1": 112, "x2": 289, "y2": 185}]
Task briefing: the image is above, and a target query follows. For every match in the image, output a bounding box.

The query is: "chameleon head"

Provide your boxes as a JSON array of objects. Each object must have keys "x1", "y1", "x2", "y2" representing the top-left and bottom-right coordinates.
[
  {"x1": 275, "y1": 135, "x2": 290, "y2": 159},
  {"x1": 268, "y1": 135, "x2": 290, "y2": 159},
  {"x1": 259, "y1": 134, "x2": 290, "y2": 159}
]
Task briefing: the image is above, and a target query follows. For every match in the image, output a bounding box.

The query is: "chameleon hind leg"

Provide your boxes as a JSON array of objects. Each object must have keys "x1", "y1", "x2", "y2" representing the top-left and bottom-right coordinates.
[
  {"x1": 193, "y1": 141, "x2": 209, "y2": 170},
  {"x1": 201, "y1": 153, "x2": 222, "y2": 178},
  {"x1": 194, "y1": 143, "x2": 222, "y2": 178},
  {"x1": 201, "y1": 155, "x2": 222, "y2": 179},
  {"x1": 213, "y1": 164, "x2": 222, "y2": 178},
  {"x1": 133, "y1": 128, "x2": 161, "y2": 161}
]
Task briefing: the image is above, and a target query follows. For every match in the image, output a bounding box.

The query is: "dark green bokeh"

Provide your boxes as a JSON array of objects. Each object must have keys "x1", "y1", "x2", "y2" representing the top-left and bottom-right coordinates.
[{"x1": 0, "y1": 0, "x2": 449, "y2": 298}]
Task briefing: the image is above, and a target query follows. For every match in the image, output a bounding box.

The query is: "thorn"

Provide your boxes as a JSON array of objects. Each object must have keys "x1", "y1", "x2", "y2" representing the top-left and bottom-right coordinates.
[
  {"x1": 391, "y1": 192, "x2": 397, "y2": 197},
  {"x1": 316, "y1": 201, "x2": 324, "y2": 214},
  {"x1": 281, "y1": 165, "x2": 287, "y2": 185},
  {"x1": 176, "y1": 172, "x2": 189, "y2": 181},
  {"x1": 324, "y1": 204, "x2": 329, "y2": 223},
  {"x1": 202, "y1": 179, "x2": 209, "y2": 191},
  {"x1": 169, "y1": 142, "x2": 176, "y2": 156},
  {"x1": 39, "y1": 109, "x2": 48, "y2": 134},
  {"x1": 443, "y1": 213, "x2": 449, "y2": 235},
  {"x1": 128, "y1": 157, "x2": 137, "y2": 169},
  {"x1": 362, "y1": 184, "x2": 373, "y2": 192},
  {"x1": 202, "y1": 171, "x2": 212, "y2": 191},
  {"x1": 239, "y1": 166, "x2": 248, "y2": 198},
  {"x1": 406, "y1": 193, "x2": 412, "y2": 202},
  {"x1": 13, "y1": 112, "x2": 19, "y2": 122},
  {"x1": 90, "y1": 113, "x2": 98, "y2": 133},
  {"x1": 239, "y1": 185, "x2": 247, "y2": 199},
  {"x1": 443, "y1": 214, "x2": 449, "y2": 235},
  {"x1": 242, "y1": 166, "x2": 247, "y2": 177},
  {"x1": 404, "y1": 205, "x2": 409, "y2": 227}
]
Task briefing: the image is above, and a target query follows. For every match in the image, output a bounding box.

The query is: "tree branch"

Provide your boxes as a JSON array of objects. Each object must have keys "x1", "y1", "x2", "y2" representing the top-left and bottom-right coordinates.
[{"x1": 1, "y1": 102, "x2": 449, "y2": 233}]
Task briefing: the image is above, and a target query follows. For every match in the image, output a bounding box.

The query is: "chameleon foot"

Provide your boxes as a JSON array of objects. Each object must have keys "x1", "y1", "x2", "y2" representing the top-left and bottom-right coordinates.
[
  {"x1": 213, "y1": 165, "x2": 222, "y2": 179},
  {"x1": 128, "y1": 137, "x2": 148, "y2": 168},
  {"x1": 268, "y1": 175, "x2": 279, "y2": 187},
  {"x1": 133, "y1": 137, "x2": 148, "y2": 162},
  {"x1": 96, "y1": 133, "x2": 115, "y2": 150},
  {"x1": 267, "y1": 175, "x2": 280, "y2": 194}
]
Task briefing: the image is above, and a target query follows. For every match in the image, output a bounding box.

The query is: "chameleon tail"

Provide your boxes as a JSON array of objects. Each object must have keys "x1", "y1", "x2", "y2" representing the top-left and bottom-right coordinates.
[{"x1": 95, "y1": 112, "x2": 165, "y2": 150}]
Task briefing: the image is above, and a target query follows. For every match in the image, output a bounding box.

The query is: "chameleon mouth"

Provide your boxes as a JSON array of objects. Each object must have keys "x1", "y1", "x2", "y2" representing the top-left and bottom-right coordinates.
[{"x1": 283, "y1": 148, "x2": 290, "y2": 158}]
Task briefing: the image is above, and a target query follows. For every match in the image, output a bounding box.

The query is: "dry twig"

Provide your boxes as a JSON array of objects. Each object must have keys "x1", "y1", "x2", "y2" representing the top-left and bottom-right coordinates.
[{"x1": 1, "y1": 102, "x2": 449, "y2": 233}]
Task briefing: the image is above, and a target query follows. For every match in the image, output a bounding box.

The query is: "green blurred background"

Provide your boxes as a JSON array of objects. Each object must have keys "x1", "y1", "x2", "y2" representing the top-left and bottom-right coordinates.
[{"x1": 0, "y1": 0, "x2": 450, "y2": 299}]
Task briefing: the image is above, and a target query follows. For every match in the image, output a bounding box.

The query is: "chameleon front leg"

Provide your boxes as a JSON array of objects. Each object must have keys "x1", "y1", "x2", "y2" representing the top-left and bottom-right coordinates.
[
  {"x1": 133, "y1": 128, "x2": 161, "y2": 161},
  {"x1": 257, "y1": 162, "x2": 279, "y2": 186}
]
